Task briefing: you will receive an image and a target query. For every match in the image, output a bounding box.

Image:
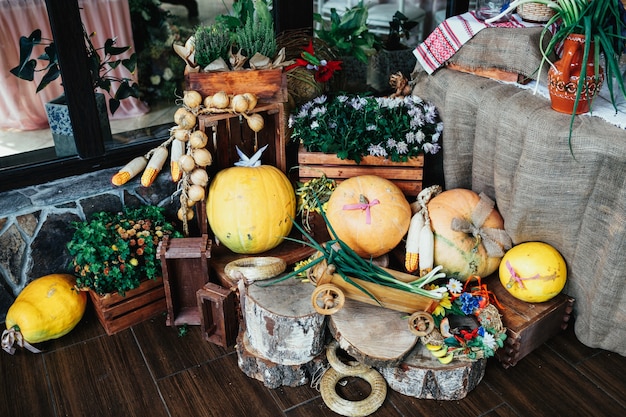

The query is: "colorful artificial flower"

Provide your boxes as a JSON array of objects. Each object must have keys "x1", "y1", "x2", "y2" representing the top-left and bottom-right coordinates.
[
  {"x1": 285, "y1": 41, "x2": 342, "y2": 83},
  {"x1": 446, "y1": 278, "x2": 463, "y2": 295}
]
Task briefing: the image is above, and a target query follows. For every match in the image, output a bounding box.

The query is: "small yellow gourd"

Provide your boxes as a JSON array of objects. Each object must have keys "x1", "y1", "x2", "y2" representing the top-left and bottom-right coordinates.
[{"x1": 4, "y1": 274, "x2": 87, "y2": 345}]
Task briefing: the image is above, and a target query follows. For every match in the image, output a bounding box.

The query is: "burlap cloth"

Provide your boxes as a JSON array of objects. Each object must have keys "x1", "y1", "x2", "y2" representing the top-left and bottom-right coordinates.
[
  {"x1": 446, "y1": 26, "x2": 554, "y2": 80},
  {"x1": 411, "y1": 42, "x2": 626, "y2": 355}
]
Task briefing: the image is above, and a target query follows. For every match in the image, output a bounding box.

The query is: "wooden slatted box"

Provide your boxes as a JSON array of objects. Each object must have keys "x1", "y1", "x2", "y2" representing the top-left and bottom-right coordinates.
[
  {"x1": 486, "y1": 275, "x2": 575, "y2": 368},
  {"x1": 158, "y1": 234, "x2": 212, "y2": 327},
  {"x1": 297, "y1": 145, "x2": 424, "y2": 197}
]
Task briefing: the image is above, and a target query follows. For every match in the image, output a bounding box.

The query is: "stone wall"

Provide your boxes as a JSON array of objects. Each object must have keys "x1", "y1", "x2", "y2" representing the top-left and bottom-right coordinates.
[{"x1": 0, "y1": 167, "x2": 178, "y2": 322}]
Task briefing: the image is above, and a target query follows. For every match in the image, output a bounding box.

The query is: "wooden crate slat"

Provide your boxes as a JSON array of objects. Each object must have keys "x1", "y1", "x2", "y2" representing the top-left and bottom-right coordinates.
[
  {"x1": 97, "y1": 287, "x2": 166, "y2": 320},
  {"x1": 297, "y1": 147, "x2": 424, "y2": 198},
  {"x1": 299, "y1": 176, "x2": 422, "y2": 196},
  {"x1": 91, "y1": 277, "x2": 164, "y2": 309},
  {"x1": 185, "y1": 69, "x2": 287, "y2": 102},
  {"x1": 297, "y1": 164, "x2": 423, "y2": 181},
  {"x1": 94, "y1": 298, "x2": 167, "y2": 335},
  {"x1": 298, "y1": 149, "x2": 424, "y2": 167},
  {"x1": 88, "y1": 277, "x2": 167, "y2": 335}
]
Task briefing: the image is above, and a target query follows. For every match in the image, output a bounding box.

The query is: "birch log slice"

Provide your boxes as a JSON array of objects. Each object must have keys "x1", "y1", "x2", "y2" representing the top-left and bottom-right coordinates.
[
  {"x1": 236, "y1": 330, "x2": 328, "y2": 389},
  {"x1": 244, "y1": 278, "x2": 326, "y2": 365},
  {"x1": 328, "y1": 298, "x2": 418, "y2": 368},
  {"x1": 377, "y1": 342, "x2": 487, "y2": 400}
]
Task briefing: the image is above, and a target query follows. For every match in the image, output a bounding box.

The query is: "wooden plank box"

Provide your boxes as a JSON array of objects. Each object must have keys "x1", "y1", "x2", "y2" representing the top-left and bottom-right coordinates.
[
  {"x1": 297, "y1": 146, "x2": 424, "y2": 197},
  {"x1": 88, "y1": 277, "x2": 167, "y2": 336},
  {"x1": 158, "y1": 235, "x2": 212, "y2": 327},
  {"x1": 185, "y1": 68, "x2": 287, "y2": 102},
  {"x1": 197, "y1": 282, "x2": 239, "y2": 348},
  {"x1": 486, "y1": 275, "x2": 575, "y2": 368},
  {"x1": 198, "y1": 102, "x2": 287, "y2": 173}
]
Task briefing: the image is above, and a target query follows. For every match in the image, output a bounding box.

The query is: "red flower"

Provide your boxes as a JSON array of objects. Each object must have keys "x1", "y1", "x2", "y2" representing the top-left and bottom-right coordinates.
[
  {"x1": 315, "y1": 60, "x2": 342, "y2": 82},
  {"x1": 285, "y1": 40, "x2": 342, "y2": 83}
]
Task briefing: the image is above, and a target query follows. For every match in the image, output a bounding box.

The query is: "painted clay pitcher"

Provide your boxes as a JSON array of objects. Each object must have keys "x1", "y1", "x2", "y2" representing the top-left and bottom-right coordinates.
[{"x1": 547, "y1": 33, "x2": 604, "y2": 114}]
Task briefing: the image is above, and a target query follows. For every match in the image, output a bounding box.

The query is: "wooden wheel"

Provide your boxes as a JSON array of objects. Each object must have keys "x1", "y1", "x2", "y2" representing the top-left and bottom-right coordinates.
[
  {"x1": 408, "y1": 311, "x2": 435, "y2": 336},
  {"x1": 311, "y1": 284, "x2": 345, "y2": 315}
]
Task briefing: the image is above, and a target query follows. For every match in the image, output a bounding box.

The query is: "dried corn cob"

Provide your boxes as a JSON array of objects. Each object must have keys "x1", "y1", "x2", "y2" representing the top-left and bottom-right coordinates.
[
  {"x1": 170, "y1": 139, "x2": 185, "y2": 182},
  {"x1": 111, "y1": 156, "x2": 148, "y2": 186},
  {"x1": 141, "y1": 146, "x2": 169, "y2": 187},
  {"x1": 418, "y1": 223, "x2": 434, "y2": 277},
  {"x1": 405, "y1": 210, "x2": 425, "y2": 272}
]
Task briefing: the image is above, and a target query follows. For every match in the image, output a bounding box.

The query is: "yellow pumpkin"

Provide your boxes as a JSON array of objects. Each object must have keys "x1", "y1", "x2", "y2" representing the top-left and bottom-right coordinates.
[
  {"x1": 428, "y1": 189, "x2": 507, "y2": 280},
  {"x1": 499, "y1": 242, "x2": 567, "y2": 303},
  {"x1": 326, "y1": 175, "x2": 411, "y2": 258},
  {"x1": 5, "y1": 274, "x2": 87, "y2": 344},
  {"x1": 206, "y1": 164, "x2": 296, "y2": 254}
]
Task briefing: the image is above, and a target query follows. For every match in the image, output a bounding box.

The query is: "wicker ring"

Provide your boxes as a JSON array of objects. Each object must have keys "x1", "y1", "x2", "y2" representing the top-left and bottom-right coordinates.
[
  {"x1": 326, "y1": 340, "x2": 371, "y2": 376},
  {"x1": 320, "y1": 367, "x2": 387, "y2": 417},
  {"x1": 224, "y1": 256, "x2": 286, "y2": 283}
]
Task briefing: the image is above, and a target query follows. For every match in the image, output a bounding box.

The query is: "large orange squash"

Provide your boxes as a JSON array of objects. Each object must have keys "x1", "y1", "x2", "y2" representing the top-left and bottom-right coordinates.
[
  {"x1": 427, "y1": 189, "x2": 510, "y2": 280},
  {"x1": 206, "y1": 164, "x2": 296, "y2": 254},
  {"x1": 326, "y1": 175, "x2": 411, "y2": 258}
]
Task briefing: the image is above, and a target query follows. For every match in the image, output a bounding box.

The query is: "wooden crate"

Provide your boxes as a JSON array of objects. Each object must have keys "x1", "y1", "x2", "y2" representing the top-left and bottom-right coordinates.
[
  {"x1": 486, "y1": 275, "x2": 575, "y2": 368},
  {"x1": 188, "y1": 68, "x2": 288, "y2": 173},
  {"x1": 158, "y1": 235, "x2": 212, "y2": 327},
  {"x1": 297, "y1": 146, "x2": 424, "y2": 197},
  {"x1": 88, "y1": 277, "x2": 167, "y2": 336},
  {"x1": 198, "y1": 102, "x2": 287, "y2": 173},
  {"x1": 185, "y1": 68, "x2": 287, "y2": 102},
  {"x1": 196, "y1": 238, "x2": 317, "y2": 348},
  {"x1": 197, "y1": 282, "x2": 239, "y2": 348}
]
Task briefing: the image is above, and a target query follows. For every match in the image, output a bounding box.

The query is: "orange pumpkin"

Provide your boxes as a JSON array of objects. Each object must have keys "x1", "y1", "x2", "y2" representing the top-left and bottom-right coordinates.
[
  {"x1": 427, "y1": 189, "x2": 508, "y2": 280},
  {"x1": 326, "y1": 175, "x2": 411, "y2": 258}
]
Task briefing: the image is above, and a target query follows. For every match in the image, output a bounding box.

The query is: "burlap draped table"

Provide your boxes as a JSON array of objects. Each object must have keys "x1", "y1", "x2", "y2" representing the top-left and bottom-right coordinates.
[{"x1": 411, "y1": 54, "x2": 626, "y2": 355}]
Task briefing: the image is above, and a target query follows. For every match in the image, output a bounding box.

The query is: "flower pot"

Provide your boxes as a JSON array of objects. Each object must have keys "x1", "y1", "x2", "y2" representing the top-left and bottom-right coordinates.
[
  {"x1": 44, "y1": 93, "x2": 112, "y2": 157},
  {"x1": 87, "y1": 277, "x2": 167, "y2": 335},
  {"x1": 547, "y1": 34, "x2": 604, "y2": 115}
]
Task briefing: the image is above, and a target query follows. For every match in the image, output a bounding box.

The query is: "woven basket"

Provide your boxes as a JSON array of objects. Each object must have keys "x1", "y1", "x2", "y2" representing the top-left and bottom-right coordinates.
[{"x1": 517, "y1": 2, "x2": 555, "y2": 23}]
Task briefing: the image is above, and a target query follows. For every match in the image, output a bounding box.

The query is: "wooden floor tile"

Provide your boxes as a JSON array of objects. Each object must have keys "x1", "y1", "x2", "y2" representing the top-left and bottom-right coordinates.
[
  {"x1": 44, "y1": 330, "x2": 169, "y2": 417},
  {"x1": 132, "y1": 314, "x2": 234, "y2": 379},
  {"x1": 483, "y1": 344, "x2": 626, "y2": 417},
  {"x1": 576, "y1": 350, "x2": 626, "y2": 410},
  {"x1": 269, "y1": 381, "x2": 322, "y2": 410},
  {"x1": 0, "y1": 353, "x2": 53, "y2": 416},
  {"x1": 157, "y1": 353, "x2": 284, "y2": 417}
]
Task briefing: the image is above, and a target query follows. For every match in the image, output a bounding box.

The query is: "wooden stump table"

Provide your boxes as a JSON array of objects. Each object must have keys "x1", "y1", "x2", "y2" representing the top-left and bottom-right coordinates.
[
  {"x1": 328, "y1": 298, "x2": 487, "y2": 400},
  {"x1": 327, "y1": 299, "x2": 418, "y2": 367},
  {"x1": 377, "y1": 343, "x2": 487, "y2": 400},
  {"x1": 243, "y1": 278, "x2": 327, "y2": 365},
  {"x1": 237, "y1": 277, "x2": 327, "y2": 388}
]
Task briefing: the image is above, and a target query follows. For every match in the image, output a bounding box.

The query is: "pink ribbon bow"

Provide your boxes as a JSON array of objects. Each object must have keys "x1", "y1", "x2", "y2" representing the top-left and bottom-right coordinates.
[{"x1": 342, "y1": 199, "x2": 380, "y2": 224}]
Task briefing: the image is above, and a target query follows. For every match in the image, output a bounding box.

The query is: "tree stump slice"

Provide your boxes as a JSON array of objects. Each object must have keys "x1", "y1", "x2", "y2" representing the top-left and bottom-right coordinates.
[
  {"x1": 243, "y1": 278, "x2": 326, "y2": 365},
  {"x1": 328, "y1": 299, "x2": 418, "y2": 368},
  {"x1": 377, "y1": 342, "x2": 487, "y2": 400},
  {"x1": 236, "y1": 330, "x2": 328, "y2": 389}
]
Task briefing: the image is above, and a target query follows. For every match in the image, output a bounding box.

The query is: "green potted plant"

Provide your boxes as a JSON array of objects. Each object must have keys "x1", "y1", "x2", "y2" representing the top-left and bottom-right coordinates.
[
  {"x1": 67, "y1": 205, "x2": 181, "y2": 296},
  {"x1": 10, "y1": 27, "x2": 140, "y2": 156},
  {"x1": 487, "y1": 0, "x2": 626, "y2": 150},
  {"x1": 313, "y1": 1, "x2": 382, "y2": 92}
]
